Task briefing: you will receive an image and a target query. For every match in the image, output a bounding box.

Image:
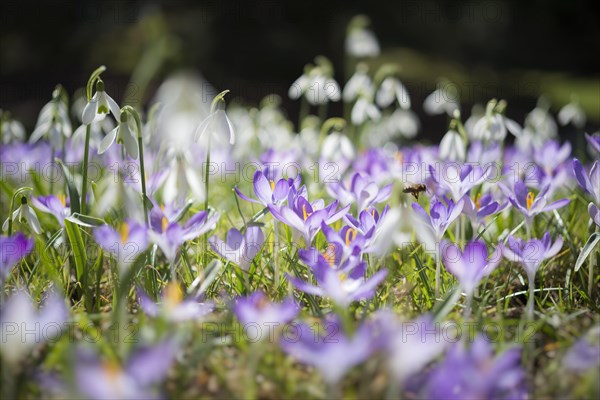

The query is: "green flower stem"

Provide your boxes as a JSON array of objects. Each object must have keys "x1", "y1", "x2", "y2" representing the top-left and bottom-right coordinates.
[
  {"x1": 80, "y1": 66, "x2": 106, "y2": 215},
  {"x1": 121, "y1": 106, "x2": 149, "y2": 226}
]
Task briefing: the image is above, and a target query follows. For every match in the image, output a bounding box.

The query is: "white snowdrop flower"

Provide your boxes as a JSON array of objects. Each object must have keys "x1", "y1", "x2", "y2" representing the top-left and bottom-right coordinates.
[
  {"x1": 345, "y1": 15, "x2": 380, "y2": 58},
  {"x1": 98, "y1": 111, "x2": 139, "y2": 158},
  {"x1": 351, "y1": 96, "x2": 381, "y2": 125},
  {"x1": 195, "y1": 108, "x2": 235, "y2": 146},
  {"x1": 343, "y1": 64, "x2": 374, "y2": 102},
  {"x1": 376, "y1": 77, "x2": 411, "y2": 109},
  {"x1": 81, "y1": 80, "x2": 120, "y2": 125},
  {"x1": 387, "y1": 108, "x2": 420, "y2": 139},
  {"x1": 29, "y1": 87, "x2": 72, "y2": 148},
  {"x1": 289, "y1": 61, "x2": 340, "y2": 105},
  {"x1": 558, "y1": 101, "x2": 586, "y2": 128},
  {"x1": 472, "y1": 113, "x2": 521, "y2": 142},
  {"x1": 0, "y1": 110, "x2": 26, "y2": 144},
  {"x1": 162, "y1": 154, "x2": 206, "y2": 205},
  {"x1": 423, "y1": 85, "x2": 460, "y2": 116},
  {"x1": 3, "y1": 196, "x2": 42, "y2": 235},
  {"x1": 524, "y1": 102, "x2": 558, "y2": 138},
  {"x1": 322, "y1": 131, "x2": 355, "y2": 162},
  {"x1": 439, "y1": 129, "x2": 466, "y2": 161}
]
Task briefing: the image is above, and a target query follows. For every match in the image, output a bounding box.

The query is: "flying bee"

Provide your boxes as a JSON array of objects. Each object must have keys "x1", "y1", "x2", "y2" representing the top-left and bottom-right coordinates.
[{"x1": 403, "y1": 183, "x2": 427, "y2": 200}]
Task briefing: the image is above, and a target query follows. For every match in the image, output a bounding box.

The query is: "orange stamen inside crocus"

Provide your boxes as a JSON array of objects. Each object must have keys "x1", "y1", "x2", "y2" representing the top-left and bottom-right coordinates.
[
  {"x1": 526, "y1": 192, "x2": 535, "y2": 210},
  {"x1": 164, "y1": 282, "x2": 183, "y2": 307},
  {"x1": 345, "y1": 228, "x2": 357, "y2": 245},
  {"x1": 474, "y1": 193, "x2": 482, "y2": 210},
  {"x1": 323, "y1": 244, "x2": 337, "y2": 267},
  {"x1": 119, "y1": 223, "x2": 129, "y2": 244},
  {"x1": 57, "y1": 194, "x2": 66, "y2": 207}
]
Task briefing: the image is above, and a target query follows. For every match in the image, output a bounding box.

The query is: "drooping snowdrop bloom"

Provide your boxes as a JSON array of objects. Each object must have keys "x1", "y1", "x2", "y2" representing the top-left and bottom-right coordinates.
[
  {"x1": 3, "y1": 196, "x2": 42, "y2": 235},
  {"x1": 319, "y1": 131, "x2": 355, "y2": 181},
  {"x1": 234, "y1": 291, "x2": 298, "y2": 333},
  {"x1": 442, "y1": 240, "x2": 501, "y2": 299},
  {"x1": 0, "y1": 233, "x2": 34, "y2": 283},
  {"x1": 288, "y1": 247, "x2": 387, "y2": 307},
  {"x1": 268, "y1": 195, "x2": 349, "y2": 244},
  {"x1": 29, "y1": 86, "x2": 72, "y2": 148},
  {"x1": 516, "y1": 100, "x2": 558, "y2": 149},
  {"x1": 94, "y1": 220, "x2": 148, "y2": 268},
  {"x1": 558, "y1": 100, "x2": 586, "y2": 128},
  {"x1": 149, "y1": 206, "x2": 220, "y2": 263},
  {"x1": 81, "y1": 80, "x2": 120, "y2": 125},
  {"x1": 73, "y1": 340, "x2": 177, "y2": 400},
  {"x1": 288, "y1": 61, "x2": 340, "y2": 105},
  {"x1": 30, "y1": 194, "x2": 70, "y2": 227},
  {"x1": 429, "y1": 163, "x2": 491, "y2": 202},
  {"x1": 385, "y1": 108, "x2": 420, "y2": 140},
  {"x1": 343, "y1": 64, "x2": 374, "y2": 103},
  {"x1": 501, "y1": 181, "x2": 570, "y2": 227},
  {"x1": 0, "y1": 109, "x2": 26, "y2": 144},
  {"x1": 280, "y1": 316, "x2": 379, "y2": 385},
  {"x1": 234, "y1": 170, "x2": 294, "y2": 207},
  {"x1": 0, "y1": 290, "x2": 68, "y2": 365},
  {"x1": 137, "y1": 282, "x2": 213, "y2": 323},
  {"x1": 501, "y1": 233, "x2": 563, "y2": 317},
  {"x1": 438, "y1": 129, "x2": 466, "y2": 161},
  {"x1": 194, "y1": 105, "x2": 235, "y2": 147},
  {"x1": 97, "y1": 111, "x2": 139, "y2": 158},
  {"x1": 345, "y1": 15, "x2": 380, "y2": 58},
  {"x1": 209, "y1": 226, "x2": 265, "y2": 271},
  {"x1": 376, "y1": 76, "x2": 410, "y2": 109},
  {"x1": 471, "y1": 109, "x2": 521, "y2": 142},
  {"x1": 351, "y1": 95, "x2": 381, "y2": 125},
  {"x1": 425, "y1": 337, "x2": 527, "y2": 400},
  {"x1": 327, "y1": 172, "x2": 393, "y2": 211},
  {"x1": 423, "y1": 84, "x2": 460, "y2": 116}
]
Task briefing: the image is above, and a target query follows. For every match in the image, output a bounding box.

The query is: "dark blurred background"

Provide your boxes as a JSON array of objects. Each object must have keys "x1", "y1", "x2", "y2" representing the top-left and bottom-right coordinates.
[{"x1": 1, "y1": 0, "x2": 599, "y2": 138}]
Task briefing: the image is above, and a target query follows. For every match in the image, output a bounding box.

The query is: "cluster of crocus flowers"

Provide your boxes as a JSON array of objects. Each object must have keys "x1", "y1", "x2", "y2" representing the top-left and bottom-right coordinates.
[
  {"x1": 326, "y1": 172, "x2": 393, "y2": 211},
  {"x1": 288, "y1": 247, "x2": 387, "y2": 307}
]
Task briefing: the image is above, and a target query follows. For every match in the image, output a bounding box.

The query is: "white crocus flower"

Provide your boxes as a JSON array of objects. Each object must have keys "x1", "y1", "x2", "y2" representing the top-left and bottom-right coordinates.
[
  {"x1": 3, "y1": 196, "x2": 42, "y2": 235},
  {"x1": 29, "y1": 88, "x2": 72, "y2": 148},
  {"x1": 81, "y1": 80, "x2": 121, "y2": 125},
  {"x1": 98, "y1": 112, "x2": 139, "y2": 158},
  {"x1": 439, "y1": 129, "x2": 466, "y2": 161},
  {"x1": 343, "y1": 65, "x2": 374, "y2": 102},
  {"x1": 195, "y1": 108, "x2": 235, "y2": 146},
  {"x1": 351, "y1": 96, "x2": 381, "y2": 125},
  {"x1": 558, "y1": 101, "x2": 586, "y2": 128},
  {"x1": 376, "y1": 77, "x2": 411, "y2": 109}
]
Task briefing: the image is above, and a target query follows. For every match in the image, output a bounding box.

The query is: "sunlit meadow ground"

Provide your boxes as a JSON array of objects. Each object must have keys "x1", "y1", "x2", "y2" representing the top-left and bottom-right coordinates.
[{"x1": 1, "y1": 16, "x2": 599, "y2": 400}]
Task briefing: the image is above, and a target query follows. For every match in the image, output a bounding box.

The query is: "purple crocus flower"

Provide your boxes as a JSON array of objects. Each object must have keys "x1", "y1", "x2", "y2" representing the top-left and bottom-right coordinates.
[
  {"x1": 462, "y1": 192, "x2": 506, "y2": 228},
  {"x1": 234, "y1": 170, "x2": 294, "y2": 206},
  {"x1": 573, "y1": 160, "x2": 599, "y2": 225},
  {"x1": 321, "y1": 221, "x2": 368, "y2": 261},
  {"x1": 149, "y1": 205, "x2": 220, "y2": 263},
  {"x1": 585, "y1": 133, "x2": 600, "y2": 154},
  {"x1": 412, "y1": 196, "x2": 464, "y2": 245},
  {"x1": 234, "y1": 291, "x2": 298, "y2": 334},
  {"x1": 429, "y1": 163, "x2": 492, "y2": 201},
  {"x1": 137, "y1": 282, "x2": 213, "y2": 323},
  {"x1": 288, "y1": 247, "x2": 387, "y2": 306},
  {"x1": 268, "y1": 194, "x2": 349, "y2": 244},
  {"x1": 0, "y1": 232, "x2": 34, "y2": 283},
  {"x1": 564, "y1": 327, "x2": 600, "y2": 373},
  {"x1": 279, "y1": 316, "x2": 379, "y2": 385},
  {"x1": 442, "y1": 240, "x2": 501, "y2": 298},
  {"x1": 0, "y1": 290, "x2": 68, "y2": 365},
  {"x1": 94, "y1": 220, "x2": 148, "y2": 267},
  {"x1": 209, "y1": 226, "x2": 265, "y2": 271},
  {"x1": 30, "y1": 194, "x2": 70, "y2": 227},
  {"x1": 501, "y1": 181, "x2": 570, "y2": 226},
  {"x1": 501, "y1": 233, "x2": 563, "y2": 317},
  {"x1": 375, "y1": 312, "x2": 447, "y2": 385},
  {"x1": 74, "y1": 340, "x2": 177, "y2": 400},
  {"x1": 425, "y1": 336, "x2": 527, "y2": 400},
  {"x1": 343, "y1": 206, "x2": 390, "y2": 253},
  {"x1": 326, "y1": 172, "x2": 393, "y2": 211}
]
